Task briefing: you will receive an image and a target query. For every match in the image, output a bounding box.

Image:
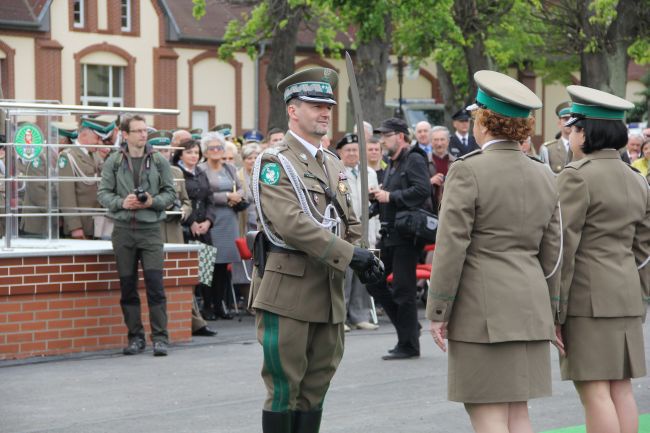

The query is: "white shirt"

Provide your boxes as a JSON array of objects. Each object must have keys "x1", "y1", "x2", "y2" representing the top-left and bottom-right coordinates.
[
  {"x1": 561, "y1": 137, "x2": 570, "y2": 153},
  {"x1": 455, "y1": 132, "x2": 469, "y2": 143},
  {"x1": 343, "y1": 164, "x2": 380, "y2": 247},
  {"x1": 289, "y1": 130, "x2": 321, "y2": 158},
  {"x1": 481, "y1": 139, "x2": 508, "y2": 150},
  {"x1": 74, "y1": 140, "x2": 89, "y2": 156}
]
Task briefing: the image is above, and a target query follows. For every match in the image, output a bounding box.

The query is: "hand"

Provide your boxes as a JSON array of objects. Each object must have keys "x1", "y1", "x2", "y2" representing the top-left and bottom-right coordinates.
[
  {"x1": 122, "y1": 194, "x2": 140, "y2": 210},
  {"x1": 373, "y1": 189, "x2": 390, "y2": 204},
  {"x1": 228, "y1": 192, "x2": 243, "y2": 205},
  {"x1": 70, "y1": 228, "x2": 85, "y2": 239},
  {"x1": 349, "y1": 247, "x2": 385, "y2": 285},
  {"x1": 553, "y1": 324, "x2": 565, "y2": 357},
  {"x1": 430, "y1": 321, "x2": 448, "y2": 352},
  {"x1": 191, "y1": 221, "x2": 201, "y2": 237},
  {"x1": 430, "y1": 173, "x2": 445, "y2": 186},
  {"x1": 197, "y1": 221, "x2": 211, "y2": 234}
]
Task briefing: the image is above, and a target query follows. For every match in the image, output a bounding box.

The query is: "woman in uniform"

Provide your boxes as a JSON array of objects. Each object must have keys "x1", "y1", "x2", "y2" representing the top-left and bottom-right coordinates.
[
  {"x1": 427, "y1": 70, "x2": 562, "y2": 433},
  {"x1": 557, "y1": 85, "x2": 649, "y2": 433}
]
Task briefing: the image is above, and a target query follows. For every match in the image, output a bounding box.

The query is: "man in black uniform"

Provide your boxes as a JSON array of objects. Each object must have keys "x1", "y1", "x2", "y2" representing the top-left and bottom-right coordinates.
[
  {"x1": 448, "y1": 109, "x2": 479, "y2": 158},
  {"x1": 368, "y1": 117, "x2": 431, "y2": 360}
]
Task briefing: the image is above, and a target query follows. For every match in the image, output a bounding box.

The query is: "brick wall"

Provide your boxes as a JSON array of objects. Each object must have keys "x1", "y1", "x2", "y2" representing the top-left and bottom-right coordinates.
[{"x1": 0, "y1": 250, "x2": 198, "y2": 360}]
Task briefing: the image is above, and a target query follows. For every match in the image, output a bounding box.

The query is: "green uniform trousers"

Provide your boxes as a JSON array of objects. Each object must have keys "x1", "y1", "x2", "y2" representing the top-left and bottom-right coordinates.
[
  {"x1": 256, "y1": 310, "x2": 344, "y2": 412},
  {"x1": 112, "y1": 223, "x2": 168, "y2": 343}
]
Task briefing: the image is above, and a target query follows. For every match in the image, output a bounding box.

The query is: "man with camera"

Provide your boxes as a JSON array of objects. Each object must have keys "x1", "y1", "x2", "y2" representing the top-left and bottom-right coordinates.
[
  {"x1": 97, "y1": 115, "x2": 176, "y2": 357},
  {"x1": 368, "y1": 117, "x2": 431, "y2": 360}
]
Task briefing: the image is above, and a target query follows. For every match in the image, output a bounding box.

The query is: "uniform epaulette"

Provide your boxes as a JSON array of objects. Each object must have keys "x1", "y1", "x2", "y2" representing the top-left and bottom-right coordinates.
[
  {"x1": 323, "y1": 148, "x2": 338, "y2": 159},
  {"x1": 625, "y1": 162, "x2": 641, "y2": 174},
  {"x1": 261, "y1": 146, "x2": 285, "y2": 159},
  {"x1": 526, "y1": 154, "x2": 544, "y2": 164},
  {"x1": 457, "y1": 149, "x2": 482, "y2": 160},
  {"x1": 564, "y1": 158, "x2": 590, "y2": 170},
  {"x1": 542, "y1": 139, "x2": 556, "y2": 147}
]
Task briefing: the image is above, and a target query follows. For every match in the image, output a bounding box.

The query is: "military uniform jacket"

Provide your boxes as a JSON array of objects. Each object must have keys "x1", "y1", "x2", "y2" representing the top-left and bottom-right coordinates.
[
  {"x1": 58, "y1": 146, "x2": 100, "y2": 236},
  {"x1": 17, "y1": 154, "x2": 49, "y2": 235},
  {"x1": 426, "y1": 141, "x2": 561, "y2": 343},
  {"x1": 251, "y1": 133, "x2": 362, "y2": 324},
  {"x1": 557, "y1": 149, "x2": 650, "y2": 323},
  {"x1": 543, "y1": 137, "x2": 572, "y2": 174},
  {"x1": 161, "y1": 165, "x2": 192, "y2": 244}
]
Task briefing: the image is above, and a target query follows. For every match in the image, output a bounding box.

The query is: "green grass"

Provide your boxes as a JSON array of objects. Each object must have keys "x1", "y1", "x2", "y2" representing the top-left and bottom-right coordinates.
[{"x1": 541, "y1": 413, "x2": 650, "y2": 433}]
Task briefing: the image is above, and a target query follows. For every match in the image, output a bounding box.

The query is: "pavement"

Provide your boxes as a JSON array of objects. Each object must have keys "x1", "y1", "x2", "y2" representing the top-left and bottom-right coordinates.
[{"x1": 1, "y1": 309, "x2": 649, "y2": 433}]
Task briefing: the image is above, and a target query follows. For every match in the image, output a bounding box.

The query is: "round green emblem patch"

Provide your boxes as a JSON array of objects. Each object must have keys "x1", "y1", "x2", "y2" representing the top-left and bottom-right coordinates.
[
  {"x1": 58, "y1": 155, "x2": 68, "y2": 169},
  {"x1": 260, "y1": 163, "x2": 281, "y2": 185},
  {"x1": 14, "y1": 123, "x2": 44, "y2": 161}
]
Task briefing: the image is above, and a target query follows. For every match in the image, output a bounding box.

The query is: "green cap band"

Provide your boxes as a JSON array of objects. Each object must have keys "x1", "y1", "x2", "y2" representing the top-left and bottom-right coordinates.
[
  {"x1": 476, "y1": 88, "x2": 530, "y2": 118},
  {"x1": 570, "y1": 102, "x2": 625, "y2": 120},
  {"x1": 558, "y1": 107, "x2": 571, "y2": 117},
  {"x1": 148, "y1": 137, "x2": 171, "y2": 146},
  {"x1": 81, "y1": 119, "x2": 115, "y2": 134},
  {"x1": 191, "y1": 134, "x2": 201, "y2": 140},
  {"x1": 59, "y1": 129, "x2": 78, "y2": 139}
]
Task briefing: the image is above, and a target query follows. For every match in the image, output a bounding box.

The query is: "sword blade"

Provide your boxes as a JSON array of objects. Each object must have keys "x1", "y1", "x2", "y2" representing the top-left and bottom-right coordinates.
[{"x1": 345, "y1": 51, "x2": 370, "y2": 249}]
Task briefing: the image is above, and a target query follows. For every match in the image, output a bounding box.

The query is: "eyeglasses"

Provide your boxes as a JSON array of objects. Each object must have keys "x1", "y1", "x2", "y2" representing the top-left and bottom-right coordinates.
[
  {"x1": 207, "y1": 145, "x2": 224, "y2": 151},
  {"x1": 129, "y1": 129, "x2": 148, "y2": 135}
]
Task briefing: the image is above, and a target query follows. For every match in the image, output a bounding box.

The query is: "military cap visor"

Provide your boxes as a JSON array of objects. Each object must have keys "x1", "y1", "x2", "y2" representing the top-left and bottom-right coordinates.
[
  {"x1": 467, "y1": 70, "x2": 542, "y2": 118},
  {"x1": 564, "y1": 85, "x2": 634, "y2": 127},
  {"x1": 336, "y1": 133, "x2": 359, "y2": 149},
  {"x1": 277, "y1": 68, "x2": 338, "y2": 105}
]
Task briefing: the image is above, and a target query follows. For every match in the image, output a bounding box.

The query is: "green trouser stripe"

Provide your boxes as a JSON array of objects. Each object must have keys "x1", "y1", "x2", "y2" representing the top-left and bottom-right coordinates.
[{"x1": 263, "y1": 311, "x2": 290, "y2": 412}]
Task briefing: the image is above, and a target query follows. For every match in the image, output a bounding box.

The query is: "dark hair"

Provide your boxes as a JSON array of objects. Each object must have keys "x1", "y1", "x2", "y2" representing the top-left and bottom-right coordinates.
[
  {"x1": 640, "y1": 140, "x2": 650, "y2": 154},
  {"x1": 573, "y1": 118, "x2": 628, "y2": 154},
  {"x1": 267, "y1": 127, "x2": 284, "y2": 137},
  {"x1": 172, "y1": 139, "x2": 202, "y2": 166},
  {"x1": 120, "y1": 114, "x2": 146, "y2": 133}
]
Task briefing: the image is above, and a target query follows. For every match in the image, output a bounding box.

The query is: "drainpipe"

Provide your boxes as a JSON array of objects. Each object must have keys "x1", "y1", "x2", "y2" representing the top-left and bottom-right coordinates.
[{"x1": 254, "y1": 41, "x2": 268, "y2": 131}]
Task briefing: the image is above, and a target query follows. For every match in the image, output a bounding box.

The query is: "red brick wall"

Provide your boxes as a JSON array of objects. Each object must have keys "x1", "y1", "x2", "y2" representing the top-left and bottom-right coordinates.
[{"x1": 0, "y1": 250, "x2": 198, "y2": 360}]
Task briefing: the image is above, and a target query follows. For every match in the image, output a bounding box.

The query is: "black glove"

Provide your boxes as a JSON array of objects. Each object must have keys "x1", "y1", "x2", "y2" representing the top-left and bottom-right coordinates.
[{"x1": 349, "y1": 247, "x2": 385, "y2": 285}]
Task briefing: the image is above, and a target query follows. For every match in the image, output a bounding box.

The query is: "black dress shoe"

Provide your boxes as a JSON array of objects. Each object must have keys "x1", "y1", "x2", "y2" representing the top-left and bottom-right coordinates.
[
  {"x1": 387, "y1": 344, "x2": 399, "y2": 354},
  {"x1": 216, "y1": 310, "x2": 234, "y2": 320},
  {"x1": 201, "y1": 309, "x2": 217, "y2": 321},
  {"x1": 153, "y1": 341, "x2": 168, "y2": 356},
  {"x1": 381, "y1": 349, "x2": 419, "y2": 360},
  {"x1": 123, "y1": 338, "x2": 146, "y2": 355},
  {"x1": 192, "y1": 326, "x2": 217, "y2": 337}
]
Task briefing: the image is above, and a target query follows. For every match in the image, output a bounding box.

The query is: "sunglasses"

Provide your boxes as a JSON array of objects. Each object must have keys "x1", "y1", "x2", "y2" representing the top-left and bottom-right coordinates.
[{"x1": 207, "y1": 145, "x2": 224, "y2": 151}]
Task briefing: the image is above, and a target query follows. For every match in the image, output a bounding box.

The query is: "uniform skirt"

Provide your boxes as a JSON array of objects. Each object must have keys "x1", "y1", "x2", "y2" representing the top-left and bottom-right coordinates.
[
  {"x1": 448, "y1": 340, "x2": 551, "y2": 403},
  {"x1": 560, "y1": 316, "x2": 646, "y2": 381}
]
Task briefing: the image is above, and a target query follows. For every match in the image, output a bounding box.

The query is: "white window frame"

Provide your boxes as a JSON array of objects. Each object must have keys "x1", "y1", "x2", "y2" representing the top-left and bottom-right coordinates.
[
  {"x1": 120, "y1": 0, "x2": 132, "y2": 32},
  {"x1": 73, "y1": 0, "x2": 84, "y2": 29},
  {"x1": 81, "y1": 64, "x2": 124, "y2": 107}
]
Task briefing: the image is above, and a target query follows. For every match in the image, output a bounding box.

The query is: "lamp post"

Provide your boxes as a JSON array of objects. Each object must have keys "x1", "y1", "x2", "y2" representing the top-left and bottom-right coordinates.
[{"x1": 396, "y1": 55, "x2": 404, "y2": 119}]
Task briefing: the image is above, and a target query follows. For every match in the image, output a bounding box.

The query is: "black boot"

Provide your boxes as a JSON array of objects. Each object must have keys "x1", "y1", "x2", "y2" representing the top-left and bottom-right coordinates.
[
  {"x1": 293, "y1": 410, "x2": 322, "y2": 433},
  {"x1": 262, "y1": 410, "x2": 293, "y2": 433},
  {"x1": 199, "y1": 283, "x2": 216, "y2": 321}
]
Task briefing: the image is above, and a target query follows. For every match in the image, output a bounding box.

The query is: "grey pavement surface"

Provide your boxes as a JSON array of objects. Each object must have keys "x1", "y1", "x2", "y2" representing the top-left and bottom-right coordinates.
[{"x1": 1, "y1": 310, "x2": 649, "y2": 433}]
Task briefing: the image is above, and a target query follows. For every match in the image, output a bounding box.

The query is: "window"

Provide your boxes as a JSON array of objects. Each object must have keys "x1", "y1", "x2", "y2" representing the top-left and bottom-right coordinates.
[
  {"x1": 192, "y1": 111, "x2": 209, "y2": 133},
  {"x1": 0, "y1": 58, "x2": 7, "y2": 98},
  {"x1": 73, "y1": 0, "x2": 84, "y2": 28},
  {"x1": 81, "y1": 64, "x2": 124, "y2": 106},
  {"x1": 121, "y1": 0, "x2": 131, "y2": 32}
]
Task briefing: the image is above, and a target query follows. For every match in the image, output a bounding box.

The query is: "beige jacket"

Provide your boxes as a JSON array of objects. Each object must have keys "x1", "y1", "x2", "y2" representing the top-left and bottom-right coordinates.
[
  {"x1": 58, "y1": 146, "x2": 99, "y2": 236},
  {"x1": 251, "y1": 133, "x2": 361, "y2": 323},
  {"x1": 557, "y1": 149, "x2": 650, "y2": 322},
  {"x1": 426, "y1": 141, "x2": 561, "y2": 343}
]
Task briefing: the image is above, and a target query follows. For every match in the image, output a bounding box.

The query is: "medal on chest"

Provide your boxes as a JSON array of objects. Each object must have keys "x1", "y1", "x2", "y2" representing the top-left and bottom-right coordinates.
[{"x1": 337, "y1": 172, "x2": 348, "y2": 193}]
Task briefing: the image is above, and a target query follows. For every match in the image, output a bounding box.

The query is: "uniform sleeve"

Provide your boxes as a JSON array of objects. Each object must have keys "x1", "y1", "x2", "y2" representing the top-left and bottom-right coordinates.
[
  {"x1": 97, "y1": 155, "x2": 123, "y2": 212},
  {"x1": 557, "y1": 168, "x2": 589, "y2": 324},
  {"x1": 257, "y1": 156, "x2": 354, "y2": 273},
  {"x1": 58, "y1": 154, "x2": 82, "y2": 232},
  {"x1": 178, "y1": 178, "x2": 193, "y2": 222},
  {"x1": 634, "y1": 185, "x2": 650, "y2": 317},
  {"x1": 537, "y1": 196, "x2": 562, "y2": 323},
  {"x1": 425, "y1": 161, "x2": 476, "y2": 322},
  {"x1": 389, "y1": 153, "x2": 431, "y2": 209},
  {"x1": 151, "y1": 156, "x2": 176, "y2": 211}
]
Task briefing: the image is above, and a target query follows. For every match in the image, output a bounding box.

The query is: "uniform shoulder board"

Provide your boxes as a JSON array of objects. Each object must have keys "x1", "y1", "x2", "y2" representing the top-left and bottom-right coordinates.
[
  {"x1": 526, "y1": 154, "x2": 544, "y2": 164},
  {"x1": 542, "y1": 139, "x2": 556, "y2": 148},
  {"x1": 625, "y1": 163, "x2": 642, "y2": 174},
  {"x1": 457, "y1": 149, "x2": 482, "y2": 160},
  {"x1": 565, "y1": 158, "x2": 590, "y2": 170},
  {"x1": 322, "y1": 148, "x2": 339, "y2": 159},
  {"x1": 262, "y1": 147, "x2": 283, "y2": 157}
]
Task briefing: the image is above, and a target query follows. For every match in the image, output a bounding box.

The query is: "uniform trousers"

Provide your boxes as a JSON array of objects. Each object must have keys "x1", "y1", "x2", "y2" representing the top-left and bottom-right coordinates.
[
  {"x1": 256, "y1": 310, "x2": 344, "y2": 412},
  {"x1": 112, "y1": 224, "x2": 168, "y2": 343},
  {"x1": 367, "y1": 242, "x2": 422, "y2": 354}
]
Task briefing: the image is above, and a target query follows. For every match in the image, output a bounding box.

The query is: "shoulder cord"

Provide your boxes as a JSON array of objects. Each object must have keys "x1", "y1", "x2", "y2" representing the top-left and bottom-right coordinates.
[
  {"x1": 545, "y1": 200, "x2": 563, "y2": 280},
  {"x1": 252, "y1": 150, "x2": 340, "y2": 249},
  {"x1": 66, "y1": 150, "x2": 97, "y2": 186}
]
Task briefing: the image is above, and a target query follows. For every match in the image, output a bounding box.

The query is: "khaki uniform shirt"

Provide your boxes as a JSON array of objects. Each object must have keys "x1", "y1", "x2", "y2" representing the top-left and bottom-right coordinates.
[
  {"x1": 426, "y1": 141, "x2": 561, "y2": 343},
  {"x1": 557, "y1": 149, "x2": 650, "y2": 323},
  {"x1": 58, "y1": 145, "x2": 100, "y2": 236},
  {"x1": 18, "y1": 155, "x2": 49, "y2": 235},
  {"x1": 251, "y1": 133, "x2": 362, "y2": 324},
  {"x1": 544, "y1": 137, "x2": 572, "y2": 174}
]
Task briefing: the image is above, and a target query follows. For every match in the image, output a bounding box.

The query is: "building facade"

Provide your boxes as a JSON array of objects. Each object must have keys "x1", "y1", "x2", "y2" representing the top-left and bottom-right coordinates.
[{"x1": 0, "y1": 0, "x2": 647, "y2": 142}]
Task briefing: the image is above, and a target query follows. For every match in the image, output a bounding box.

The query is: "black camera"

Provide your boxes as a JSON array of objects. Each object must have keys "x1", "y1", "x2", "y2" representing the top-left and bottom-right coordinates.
[{"x1": 133, "y1": 187, "x2": 148, "y2": 203}]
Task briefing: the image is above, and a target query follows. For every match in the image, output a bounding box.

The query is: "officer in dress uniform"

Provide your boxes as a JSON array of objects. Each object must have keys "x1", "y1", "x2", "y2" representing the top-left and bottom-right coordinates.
[
  {"x1": 448, "y1": 109, "x2": 479, "y2": 158},
  {"x1": 541, "y1": 102, "x2": 573, "y2": 173},
  {"x1": 557, "y1": 85, "x2": 650, "y2": 433},
  {"x1": 428, "y1": 70, "x2": 562, "y2": 432},
  {"x1": 250, "y1": 68, "x2": 384, "y2": 433},
  {"x1": 58, "y1": 119, "x2": 110, "y2": 239}
]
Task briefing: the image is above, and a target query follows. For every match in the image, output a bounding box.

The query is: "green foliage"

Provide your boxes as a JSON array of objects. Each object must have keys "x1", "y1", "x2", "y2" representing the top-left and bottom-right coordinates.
[
  {"x1": 628, "y1": 38, "x2": 650, "y2": 65},
  {"x1": 192, "y1": 0, "x2": 206, "y2": 20},
  {"x1": 217, "y1": 3, "x2": 274, "y2": 60}
]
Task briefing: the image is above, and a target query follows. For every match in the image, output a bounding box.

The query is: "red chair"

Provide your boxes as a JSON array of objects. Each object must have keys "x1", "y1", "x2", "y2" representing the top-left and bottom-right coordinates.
[
  {"x1": 424, "y1": 243, "x2": 436, "y2": 252},
  {"x1": 386, "y1": 268, "x2": 431, "y2": 284}
]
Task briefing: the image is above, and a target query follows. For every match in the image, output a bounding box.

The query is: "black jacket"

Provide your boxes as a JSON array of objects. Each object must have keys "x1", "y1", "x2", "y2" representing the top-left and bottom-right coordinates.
[
  {"x1": 178, "y1": 164, "x2": 215, "y2": 244},
  {"x1": 378, "y1": 145, "x2": 431, "y2": 246},
  {"x1": 448, "y1": 134, "x2": 479, "y2": 158}
]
